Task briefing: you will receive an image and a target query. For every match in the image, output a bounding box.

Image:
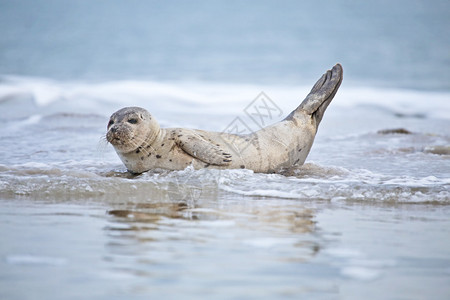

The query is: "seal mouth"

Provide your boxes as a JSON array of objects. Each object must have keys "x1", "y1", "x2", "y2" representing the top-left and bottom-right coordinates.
[
  {"x1": 109, "y1": 137, "x2": 122, "y2": 144},
  {"x1": 106, "y1": 127, "x2": 133, "y2": 150},
  {"x1": 107, "y1": 136, "x2": 125, "y2": 149},
  {"x1": 106, "y1": 129, "x2": 120, "y2": 145}
]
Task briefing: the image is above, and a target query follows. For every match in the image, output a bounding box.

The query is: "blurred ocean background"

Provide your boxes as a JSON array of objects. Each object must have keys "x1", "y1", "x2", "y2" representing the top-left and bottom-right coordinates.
[
  {"x1": 0, "y1": 0, "x2": 449, "y2": 89},
  {"x1": 0, "y1": 1, "x2": 449, "y2": 299}
]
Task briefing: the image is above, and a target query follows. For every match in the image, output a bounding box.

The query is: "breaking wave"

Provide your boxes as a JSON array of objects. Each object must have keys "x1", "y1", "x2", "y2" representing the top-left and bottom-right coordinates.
[{"x1": 1, "y1": 162, "x2": 448, "y2": 204}]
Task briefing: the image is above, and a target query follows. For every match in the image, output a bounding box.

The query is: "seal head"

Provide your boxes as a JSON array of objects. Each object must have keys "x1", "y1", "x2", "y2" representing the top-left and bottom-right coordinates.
[{"x1": 106, "y1": 107, "x2": 160, "y2": 153}]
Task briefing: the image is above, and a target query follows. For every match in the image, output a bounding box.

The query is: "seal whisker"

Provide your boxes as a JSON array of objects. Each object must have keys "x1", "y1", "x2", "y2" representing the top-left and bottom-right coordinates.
[
  {"x1": 97, "y1": 134, "x2": 109, "y2": 153},
  {"x1": 131, "y1": 136, "x2": 153, "y2": 156},
  {"x1": 130, "y1": 139, "x2": 150, "y2": 156}
]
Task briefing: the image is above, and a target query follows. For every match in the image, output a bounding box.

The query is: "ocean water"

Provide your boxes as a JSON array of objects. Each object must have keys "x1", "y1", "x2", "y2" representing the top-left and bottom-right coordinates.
[{"x1": 1, "y1": 1, "x2": 450, "y2": 299}]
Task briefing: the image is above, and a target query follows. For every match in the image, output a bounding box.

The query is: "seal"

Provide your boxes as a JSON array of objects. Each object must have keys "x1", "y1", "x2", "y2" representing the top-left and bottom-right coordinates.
[{"x1": 106, "y1": 64, "x2": 343, "y2": 174}]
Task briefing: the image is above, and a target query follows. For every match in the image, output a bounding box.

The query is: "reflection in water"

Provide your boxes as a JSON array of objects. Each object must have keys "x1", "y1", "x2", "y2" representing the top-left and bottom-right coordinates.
[{"x1": 103, "y1": 195, "x2": 321, "y2": 286}]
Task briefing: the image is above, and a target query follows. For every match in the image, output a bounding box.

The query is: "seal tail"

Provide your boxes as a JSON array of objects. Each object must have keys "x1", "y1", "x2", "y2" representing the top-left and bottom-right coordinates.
[{"x1": 286, "y1": 63, "x2": 343, "y2": 125}]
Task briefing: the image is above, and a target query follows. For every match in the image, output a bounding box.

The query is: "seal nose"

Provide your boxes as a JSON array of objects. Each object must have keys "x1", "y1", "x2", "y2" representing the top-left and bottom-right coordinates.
[{"x1": 110, "y1": 126, "x2": 117, "y2": 133}]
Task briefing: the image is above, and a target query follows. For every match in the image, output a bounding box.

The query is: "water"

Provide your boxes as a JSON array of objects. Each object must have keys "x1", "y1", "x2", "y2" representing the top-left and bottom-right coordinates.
[
  {"x1": 1, "y1": 0, "x2": 449, "y2": 89},
  {"x1": 1, "y1": 1, "x2": 450, "y2": 299}
]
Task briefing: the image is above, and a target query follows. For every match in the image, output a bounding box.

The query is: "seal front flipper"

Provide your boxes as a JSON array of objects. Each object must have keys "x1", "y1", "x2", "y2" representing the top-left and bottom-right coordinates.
[{"x1": 177, "y1": 133, "x2": 233, "y2": 166}]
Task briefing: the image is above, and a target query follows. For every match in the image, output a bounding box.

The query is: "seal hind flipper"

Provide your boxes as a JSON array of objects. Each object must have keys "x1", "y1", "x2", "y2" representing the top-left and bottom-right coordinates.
[
  {"x1": 300, "y1": 63, "x2": 343, "y2": 115},
  {"x1": 286, "y1": 63, "x2": 343, "y2": 125},
  {"x1": 177, "y1": 133, "x2": 233, "y2": 166}
]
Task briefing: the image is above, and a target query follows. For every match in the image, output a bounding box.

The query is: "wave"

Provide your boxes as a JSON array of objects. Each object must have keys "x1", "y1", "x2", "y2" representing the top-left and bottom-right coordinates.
[
  {"x1": 216, "y1": 164, "x2": 450, "y2": 204},
  {"x1": 1, "y1": 162, "x2": 448, "y2": 204},
  {"x1": 1, "y1": 75, "x2": 449, "y2": 121}
]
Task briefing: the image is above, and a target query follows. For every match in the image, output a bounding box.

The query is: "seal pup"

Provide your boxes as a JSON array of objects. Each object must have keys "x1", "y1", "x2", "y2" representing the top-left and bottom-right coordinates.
[{"x1": 106, "y1": 64, "x2": 343, "y2": 174}]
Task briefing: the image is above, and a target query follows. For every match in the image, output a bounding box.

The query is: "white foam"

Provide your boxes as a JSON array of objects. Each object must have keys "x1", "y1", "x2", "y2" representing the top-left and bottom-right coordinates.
[
  {"x1": 336, "y1": 86, "x2": 450, "y2": 119},
  {"x1": 1, "y1": 159, "x2": 448, "y2": 203},
  {"x1": 0, "y1": 76, "x2": 65, "y2": 106},
  {"x1": 15, "y1": 162, "x2": 52, "y2": 169},
  {"x1": 220, "y1": 185, "x2": 320, "y2": 199},
  {"x1": 384, "y1": 175, "x2": 450, "y2": 186},
  {"x1": 13, "y1": 115, "x2": 43, "y2": 129},
  {"x1": 1, "y1": 76, "x2": 449, "y2": 119},
  {"x1": 215, "y1": 166, "x2": 450, "y2": 203}
]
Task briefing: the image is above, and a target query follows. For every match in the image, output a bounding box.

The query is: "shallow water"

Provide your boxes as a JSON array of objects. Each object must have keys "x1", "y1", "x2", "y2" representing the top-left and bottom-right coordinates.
[
  {"x1": 0, "y1": 78, "x2": 449, "y2": 299},
  {"x1": 1, "y1": 197, "x2": 450, "y2": 300},
  {"x1": 1, "y1": 0, "x2": 450, "y2": 299}
]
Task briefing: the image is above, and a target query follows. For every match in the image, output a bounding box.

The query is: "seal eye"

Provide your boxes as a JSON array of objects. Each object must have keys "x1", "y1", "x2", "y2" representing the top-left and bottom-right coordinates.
[
  {"x1": 128, "y1": 118, "x2": 138, "y2": 124},
  {"x1": 108, "y1": 120, "x2": 114, "y2": 127}
]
